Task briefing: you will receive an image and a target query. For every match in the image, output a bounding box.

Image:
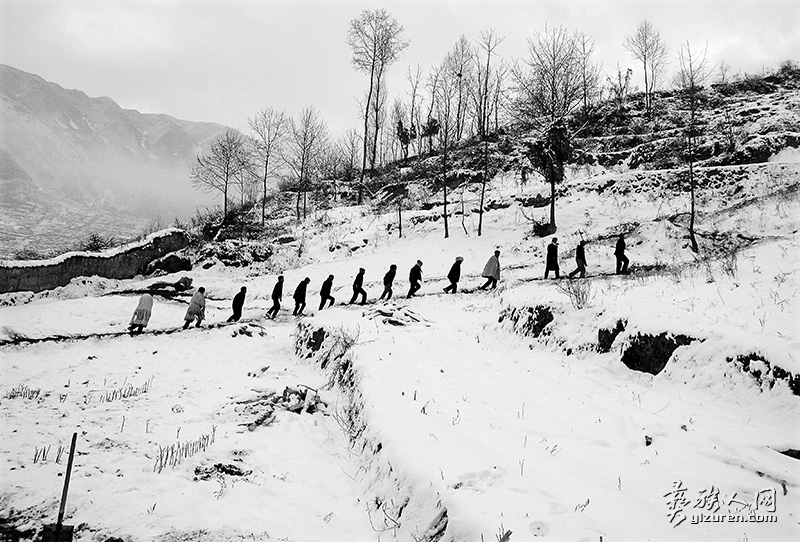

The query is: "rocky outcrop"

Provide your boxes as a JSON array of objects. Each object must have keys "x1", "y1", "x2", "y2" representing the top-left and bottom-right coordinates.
[
  {"x1": 0, "y1": 229, "x2": 189, "y2": 294},
  {"x1": 620, "y1": 332, "x2": 696, "y2": 375}
]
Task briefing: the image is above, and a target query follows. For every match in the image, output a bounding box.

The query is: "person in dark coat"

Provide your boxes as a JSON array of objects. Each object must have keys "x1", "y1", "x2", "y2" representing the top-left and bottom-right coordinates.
[
  {"x1": 407, "y1": 260, "x2": 423, "y2": 298},
  {"x1": 266, "y1": 276, "x2": 283, "y2": 319},
  {"x1": 348, "y1": 268, "x2": 367, "y2": 305},
  {"x1": 443, "y1": 257, "x2": 464, "y2": 293},
  {"x1": 379, "y1": 264, "x2": 397, "y2": 301},
  {"x1": 478, "y1": 250, "x2": 501, "y2": 290},
  {"x1": 319, "y1": 275, "x2": 335, "y2": 310},
  {"x1": 615, "y1": 233, "x2": 630, "y2": 274},
  {"x1": 227, "y1": 286, "x2": 247, "y2": 322},
  {"x1": 293, "y1": 278, "x2": 310, "y2": 316},
  {"x1": 544, "y1": 238, "x2": 560, "y2": 279},
  {"x1": 568, "y1": 241, "x2": 587, "y2": 278}
]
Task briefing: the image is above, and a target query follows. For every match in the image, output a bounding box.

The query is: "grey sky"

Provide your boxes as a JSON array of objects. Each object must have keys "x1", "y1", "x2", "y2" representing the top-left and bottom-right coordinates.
[{"x1": 2, "y1": 0, "x2": 798, "y2": 137}]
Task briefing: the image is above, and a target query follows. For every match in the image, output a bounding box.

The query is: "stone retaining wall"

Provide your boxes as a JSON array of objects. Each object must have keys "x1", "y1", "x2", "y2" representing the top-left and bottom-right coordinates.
[{"x1": 0, "y1": 229, "x2": 189, "y2": 294}]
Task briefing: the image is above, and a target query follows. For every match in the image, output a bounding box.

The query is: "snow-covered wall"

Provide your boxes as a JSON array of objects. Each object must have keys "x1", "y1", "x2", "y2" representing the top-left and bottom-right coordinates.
[{"x1": 0, "y1": 229, "x2": 189, "y2": 294}]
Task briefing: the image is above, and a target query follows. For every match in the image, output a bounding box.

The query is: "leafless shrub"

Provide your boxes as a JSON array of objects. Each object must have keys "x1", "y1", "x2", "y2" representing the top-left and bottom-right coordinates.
[{"x1": 554, "y1": 278, "x2": 593, "y2": 309}]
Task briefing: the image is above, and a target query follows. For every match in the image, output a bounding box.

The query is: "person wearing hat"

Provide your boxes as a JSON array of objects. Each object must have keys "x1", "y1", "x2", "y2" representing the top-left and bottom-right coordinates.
[
  {"x1": 227, "y1": 286, "x2": 247, "y2": 322},
  {"x1": 545, "y1": 238, "x2": 560, "y2": 279},
  {"x1": 443, "y1": 256, "x2": 464, "y2": 293},
  {"x1": 267, "y1": 275, "x2": 284, "y2": 319},
  {"x1": 349, "y1": 268, "x2": 368, "y2": 305},
  {"x1": 293, "y1": 277, "x2": 311, "y2": 316},
  {"x1": 379, "y1": 264, "x2": 397, "y2": 301},
  {"x1": 407, "y1": 260, "x2": 423, "y2": 298},
  {"x1": 478, "y1": 250, "x2": 501, "y2": 290},
  {"x1": 568, "y1": 240, "x2": 587, "y2": 278}
]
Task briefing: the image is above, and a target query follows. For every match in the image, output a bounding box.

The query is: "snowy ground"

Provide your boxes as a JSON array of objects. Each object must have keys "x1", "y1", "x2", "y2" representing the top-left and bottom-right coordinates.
[{"x1": 1, "y1": 161, "x2": 799, "y2": 541}]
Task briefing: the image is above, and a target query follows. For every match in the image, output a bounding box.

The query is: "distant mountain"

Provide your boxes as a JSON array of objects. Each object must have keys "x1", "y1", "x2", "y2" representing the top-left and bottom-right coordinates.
[{"x1": 0, "y1": 64, "x2": 228, "y2": 258}]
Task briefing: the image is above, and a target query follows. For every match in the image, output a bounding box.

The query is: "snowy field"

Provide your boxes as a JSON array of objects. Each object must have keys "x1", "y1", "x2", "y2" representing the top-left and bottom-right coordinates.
[{"x1": 1, "y1": 162, "x2": 799, "y2": 541}]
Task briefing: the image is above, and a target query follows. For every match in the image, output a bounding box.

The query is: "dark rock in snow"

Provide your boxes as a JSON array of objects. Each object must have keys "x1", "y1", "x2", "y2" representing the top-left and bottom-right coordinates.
[
  {"x1": 620, "y1": 332, "x2": 695, "y2": 375},
  {"x1": 598, "y1": 320, "x2": 627, "y2": 353},
  {"x1": 143, "y1": 253, "x2": 191, "y2": 275}
]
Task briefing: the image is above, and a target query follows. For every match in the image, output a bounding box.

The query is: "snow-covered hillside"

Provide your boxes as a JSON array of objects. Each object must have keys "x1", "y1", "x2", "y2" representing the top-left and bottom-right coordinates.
[{"x1": 1, "y1": 154, "x2": 798, "y2": 541}]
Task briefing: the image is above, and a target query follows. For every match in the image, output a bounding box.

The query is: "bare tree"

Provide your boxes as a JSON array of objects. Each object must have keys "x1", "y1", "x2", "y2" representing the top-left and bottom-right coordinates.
[
  {"x1": 232, "y1": 143, "x2": 259, "y2": 206},
  {"x1": 249, "y1": 108, "x2": 288, "y2": 225},
  {"x1": 511, "y1": 25, "x2": 583, "y2": 126},
  {"x1": 447, "y1": 35, "x2": 474, "y2": 141},
  {"x1": 347, "y1": 8, "x2": 409, "y2": 203},
  {"x1": 576, "y1": 32, "x2": 602, "y2": 120},
  {"x1": 473, "y1": 29, "x2": 505, "y2": 138},
  {"x1": 190, "y1": 128, "x2": 248, "y2": 220},
  {"x1": 433, "y1": 56, "x2": 462, "y2": 239},
  {"x1": 285, "y1": 107, "x2": 329, "y2": 221},
  {"x1": 422, "y1": 67, "x2": 443, "y2": 154},
  {"x1": 405, "y1": 65, "x2": 423, "y2": 157},
  {"x1": 624, "y1": 19, "x2": 668, "y2": 116},
  {"x1": 675, "y1": 41, "x2": 709, "y2": 253},
  {"x1": 492, "y1": 60, "x2": 509, "y2": 132},
  {"x1": 336, "y1": 128, "x2": 362, "y2": 202},
  {"x1": 607, "y1": 64, "x2": 633, "y2": 112}
]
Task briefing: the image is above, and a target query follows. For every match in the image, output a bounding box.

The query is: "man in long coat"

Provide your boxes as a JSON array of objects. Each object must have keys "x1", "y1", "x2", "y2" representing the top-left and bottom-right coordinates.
[
  {"x1": 615, "y1": 233, "x2": 630, "y2": 274},
  {"x1": 443, "y1": 257, "x2": 464, "y2": 293},
  {"x1": 227, "y1": 286, "x2": 247, "y2": 322},
  {"x1": 478, "y1": 250, "x2": 501, "y2": 290},
  {"x1": 544, "y1": 238, "x2": 560, "y2": 279}
]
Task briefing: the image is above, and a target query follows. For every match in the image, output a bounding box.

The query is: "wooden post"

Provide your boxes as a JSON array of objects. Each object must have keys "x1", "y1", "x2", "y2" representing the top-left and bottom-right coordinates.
[{"x1": 55, "y1": 432, "x2": 78, "y2": 539}]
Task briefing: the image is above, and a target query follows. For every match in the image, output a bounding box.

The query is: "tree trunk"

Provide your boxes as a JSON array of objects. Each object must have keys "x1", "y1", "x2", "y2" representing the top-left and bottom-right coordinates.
[
  {"x1": 643, "y1": 56, "x2": 651, "y2": 115},
  {"x1": 688, "y1": 95, "x2": 698, "y2": 252},
  {"x1": 359, "y1": 62, "x2": 377, "y2": 205},
  {"x1": 478, "y1": 140, "x2": 487, "y2": 236},
  {"x1": 443, "y1": 140, "x2": 449, "y2": 239},
  {"x1": 398, "y1": 200, "x2": 403, "y2": 238},
  {"x1": 549, "y1": 176, "x2": 556, "y2": 229},
  {"x1": 370, "y1": 68, "x2": 384, "y2": 173},
  {"x1": 268, "y1": 158, "x2": 269, "y2": 226}
]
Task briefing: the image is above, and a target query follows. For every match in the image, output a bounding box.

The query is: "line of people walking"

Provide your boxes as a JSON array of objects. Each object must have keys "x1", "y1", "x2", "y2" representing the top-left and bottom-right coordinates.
[{"x1": 127, "y1": 233, "x2": 631, "y2": 333}]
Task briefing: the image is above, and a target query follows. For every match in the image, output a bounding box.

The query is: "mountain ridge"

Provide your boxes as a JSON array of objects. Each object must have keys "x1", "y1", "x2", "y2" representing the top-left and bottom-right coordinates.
[{"x1": 0, "y1": 63, "x2": 228, "y2": 258}]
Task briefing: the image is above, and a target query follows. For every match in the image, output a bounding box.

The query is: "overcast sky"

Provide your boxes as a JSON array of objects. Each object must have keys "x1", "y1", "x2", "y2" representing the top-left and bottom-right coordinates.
[{"x1": 2, "y1": 0, "x2": 798, "y2": 138}]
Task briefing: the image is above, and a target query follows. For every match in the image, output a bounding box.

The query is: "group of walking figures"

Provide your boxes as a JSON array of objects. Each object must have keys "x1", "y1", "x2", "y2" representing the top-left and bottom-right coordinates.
[
  {"x1": 127, "y1": 233, "x2": 631, "y2": 334},
  {"x1": 545, "y1": 232, "x2": 630, "y2": 279}
]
